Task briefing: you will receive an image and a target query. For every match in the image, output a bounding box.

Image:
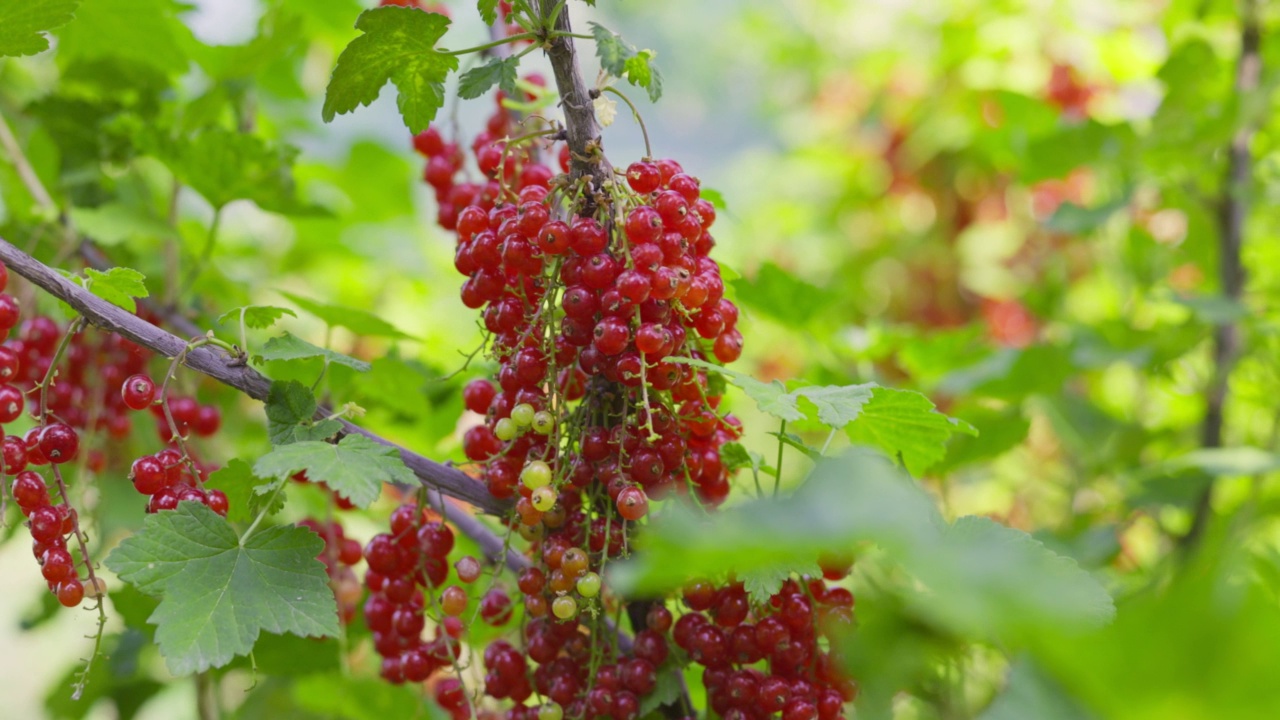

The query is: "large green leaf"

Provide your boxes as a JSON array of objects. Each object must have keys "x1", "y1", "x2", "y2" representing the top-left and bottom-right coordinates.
[
  {"x1": 322, "y1": 6, "x2": 458, "y2": 133},
  {"x1": 254, "y1": 434, "x2": 414, "y2": 508},
  {"x1": 0, "y1": 0, "x2": 81, "y2": 58},
  {"x1": 258, "y1": 333, "x2": 372, "y2": 373},
  {"x1": 57, "y1": 0, "x2": 189, "y2": 74},
  {"x1": 204, "y1": 459, "x2": 284, "y2": 525},
  {"x1": 265, "y1": 380, "x2": 343, "y2": 446},
  {"x1": 104, "y1": 502, "x2": 338, "y2": 675},
  {"x1": 846, "y1": 387, "x2": 977, "y2": 475}
]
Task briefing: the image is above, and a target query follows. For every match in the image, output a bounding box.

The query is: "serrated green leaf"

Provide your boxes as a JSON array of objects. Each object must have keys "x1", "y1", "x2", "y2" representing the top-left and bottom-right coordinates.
[
  {"x1": 254, "y1": 434, "x2": 413, "y2": 508},
  {"x1": 217, "y1": 305, "x2": 298, "y2": 331},
  {"x1": 322, "y1": 7, "x2": 458, "y2": 133},
  {"x1": 158, "y1": 128, "x2": 312, "y2": 213},
  {"x1": 740, "y1": 560, "x2": 823, "y2": 605},
  {"x1": 793, "y1": 384, "x2": 876, "y2": 429},
  {"x1": 0, "y1": 0, "x2": 80, "y2": 57},
  {"x1": 259, "y1": 333, "x2": 371, "y2": 373},
  {"x1": 672, "y1": 357, "x2": 803, "y2": 421},
  {"x1": 265, "y1": 380, "x2": 343, "y2": 446},
  {"x1": 104, "y1": 502, "x2": 338, "y2": 675},
  {"x1": 477, "y1": 0, "x2": 499, "y2": 25},
  {"x1": 720, "y1": 441, "x2": 771, "y2": 476},
  {"x1": 204, "y1": 459, "x2": 284, "y2": 524},
  {"x1": 354, "y1": 357, "x2": 430, "y2": 417},
  {"x1": 280, "y1": 290, "x2": 415, "y2": 339},
  {"x1": 589, "y1": 22, "x2": 632, "y2": 77},
  {"x1": 612, "y1": 450, "x2": 1114, "y2": 642},
  {"x1": 623, "y1": 50, "x2": 663, "y2": 102},
  {"x1": 84, "y1": 266, "x2": 149, "y2": 312},
  {"x1": 846, "y1": 387, "x2": 977, "y2": 475},
  {"x1": 57, "y1": 0, "x2": 189, "y2": 74},
  {"x1": 458, "y1": 56, "x2": 520, "y2": 100}
]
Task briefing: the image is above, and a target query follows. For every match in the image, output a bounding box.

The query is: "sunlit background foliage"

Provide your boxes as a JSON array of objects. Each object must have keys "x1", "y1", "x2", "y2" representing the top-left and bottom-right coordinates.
[{"x1": 2, "y1": 0, "x2": 1279, "y2": 718}]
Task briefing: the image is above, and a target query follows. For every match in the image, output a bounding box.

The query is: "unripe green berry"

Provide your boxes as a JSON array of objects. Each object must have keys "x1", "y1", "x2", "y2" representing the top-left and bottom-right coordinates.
[
  {"x1": 531, "y1": 485, "x2": 558, "y2": 512},
  {"x1": 538, "y1": 703, "x2": 564, "y2": 720},
  {"x1": 494, "y1": 417, "x2": 518, "y2": 441},
  {"x1": 521, "y1": 460, "x2": 552, "y2": 489},
  {"x1": 532, "y1": 410, "x2": 555, "y2": 435},
  {"x1": 511, "y1": 403, "x2": 536, "y2": 427},
  {"x1": 552, "y1": 595, "x2": 578, "y2": 619},
  {"x1": 576, "y1": 572, "x2": 602, "y2": 598}
]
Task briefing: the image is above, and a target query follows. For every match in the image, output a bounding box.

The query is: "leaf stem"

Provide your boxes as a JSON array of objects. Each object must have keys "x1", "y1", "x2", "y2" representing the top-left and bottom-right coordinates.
[
  {"x1": 774, "y1": 420, "x2": 786, "y2": 497},
  {"x1": 602, "y1": 86, "x2": 652, "y2": 158},
  {"x1": 182, "y1": 206, "x2": 223, "y2": 294},
  {"x1": 443, "y1": 32, "x2": 537, "y2": 56},
  {"x1": 37, "y1": 316, "x2": 86, "y2": 424},
  {"x1": 239, "y1": 480, "x2": 286, "y2": 545}
]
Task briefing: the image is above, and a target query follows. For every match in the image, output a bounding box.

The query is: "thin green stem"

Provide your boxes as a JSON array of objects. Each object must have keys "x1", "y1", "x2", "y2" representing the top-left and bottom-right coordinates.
[
  {"x1": 182, "y1": 207, "x2": 223, "y2": 293},
  {"x1": 819, "y1": 428, "x2": 837, "y2": 456},
  {"x1": 444, "y1": 33, "x2": 537, "y2": 56},
  {"x1": 602, "y1": 87, "x2": 652, "y2": 158},
  {"x1": 774, "y1": 420, "x2": 786, "y2": 497},
  {"x1": 37, "y1": 316, "x2": 85, "y2": 423},
  {"x1": 239, "y1": 481, "x2": 286, "y2": 545}
]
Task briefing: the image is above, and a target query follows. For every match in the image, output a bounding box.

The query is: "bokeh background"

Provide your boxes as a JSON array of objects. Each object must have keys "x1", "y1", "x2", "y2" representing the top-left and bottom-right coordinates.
[{"x1": 3, "y1": 0, "x2": 1280, "y2": 718}]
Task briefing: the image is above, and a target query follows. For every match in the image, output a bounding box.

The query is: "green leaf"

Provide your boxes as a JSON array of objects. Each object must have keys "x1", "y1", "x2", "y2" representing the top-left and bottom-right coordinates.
[
  {"x1": 104, "y1": 502, "x2": 338, "y2": 675},
  {"x1": 0, "y1": 0, "x2": 80, "y2": 58},
  {"x1": 254, "y1": 434, "x2": 413, "y2": 508},
  {"x1": 56, "y1": 0, "x2": 189, "y2": 75},
  {"x1": 720, "y1": 441, "x2": 773, "y2": 477},
  {"x1": 846, "y1": 387, "x2": 977, "y2": 475},
  {"x1": 258, "y1": 333, "x2": 371, "y2": 373},
  {"x1": 740, "y1": 560, "x2": 823, "y2": 605},
  {"x1": 354, "y1": 356, "x2": 431, "y2": 418},
  {"x1": 477, "y1": 0, "x2": 499, "y2": 25},
  {"x1": 217, "y1": 305, "x2": 298, "y2": 331},
  {"x1": 69, "y1": 202, "x2": 174, "y2": 246},
  {"x1": 588, "y1": 23, "x2": 663, "y2": 102},
  {"x1": 322, "y1": 6, "x2": 458, "y2": 133},
  {"x1": 204, "y1": 459, "x2": 284, "y2": 524},
  {"x1": 280, "y1": 290, "x2": 416, "y2": 339},
  {"x1": 292, "y1": 672, "x2": 442, "y2": 720},
  {"x1": 731, "y1": 262, "x2": 835, "y2": 328},
  {"x1": 1043, "y1": 196, "x2": 1129, "y2": 234},
  {"x1": 623, "y1": 50, "x2": 663, "y2": 102},
  {"x1": 700, "y1": 187, "x2": 728, "y2": 211},
  {"x1": 84, "y1": 266, "x2": 149, "y2": 312},
  {"x1": 793, "y1": 384, "x2": 876, "y2": 429},
  {"x1": 589, "y1": 22, "x2": 632, "y2": 77},
  {"x1": 611, "y1": 450, "x2": 1114, "y2": 642},
  {"x1": 160, "y1": 128, "x2": 311, "y2": 213},
  {"x1": 265, "y1": 380, "x2": 344, "y2": 446},
  {"x1": 458, "y1": 56, "x2": 520, "y2": 100},
  {"x1": 672, "y1": 357, "x2": 803, "y2": 421},
  {"x1": 1155, "y1": 447, "x2": 1280, "y2": 477}
]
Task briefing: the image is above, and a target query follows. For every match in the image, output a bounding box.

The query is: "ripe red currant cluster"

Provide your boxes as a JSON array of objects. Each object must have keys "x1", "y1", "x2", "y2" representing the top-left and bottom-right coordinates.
[
  {"x1": 118, "y1": 371, "x2": 227, "y2": 515},
  {"x1": 352, "y1": 54, "x2": 858, "y2": 717},
  {"x1": 363, "y1": 502, "x2": 482, "y2": 685}
]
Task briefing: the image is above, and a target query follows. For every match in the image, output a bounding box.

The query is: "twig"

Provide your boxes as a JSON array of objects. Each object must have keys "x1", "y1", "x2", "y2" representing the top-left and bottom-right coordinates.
[
  {"x1": 1182, "y1": 2, "x2": 1262, "y2": 552},
  {"x1": 0, "y1": 237, "x2": 512, "y2": 515}
]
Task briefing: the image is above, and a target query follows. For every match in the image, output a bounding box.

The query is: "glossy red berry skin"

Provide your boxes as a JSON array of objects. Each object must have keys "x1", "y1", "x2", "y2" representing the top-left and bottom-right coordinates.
[
  {"x1": 38, "y1": 423, "x2": 79, "y2": 464},
  {"x1": 122, "y1": 374, "x2": 157, "y2": 410}
]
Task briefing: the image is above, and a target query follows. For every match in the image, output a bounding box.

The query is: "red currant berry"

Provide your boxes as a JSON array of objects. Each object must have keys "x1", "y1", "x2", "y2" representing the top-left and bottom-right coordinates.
[{"x1": 121, "y1": 374, "x2": 157, "y2": 410}]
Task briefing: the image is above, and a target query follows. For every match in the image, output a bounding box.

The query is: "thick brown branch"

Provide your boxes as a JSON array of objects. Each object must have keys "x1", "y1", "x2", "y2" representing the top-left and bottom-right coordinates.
[
  {"x1": 1183, "y1": 4, "x2": 1261, "y2": 551},
  {"x1": 0, "y1": 237, "x2": 514, "y2": 516},
  {"x1": 538, "y1": 0, "x2": 612, "y2": 189}
]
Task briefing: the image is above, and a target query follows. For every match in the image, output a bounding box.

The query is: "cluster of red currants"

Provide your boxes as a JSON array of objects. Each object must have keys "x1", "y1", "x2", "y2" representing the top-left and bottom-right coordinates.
[
  {"x1": 119, "y1": 373, "x2": 228, "y2": 515},
  {"x1": 363, "y1": 502, "x2": 517, "y2": 691},
  {"x1": 371, "y1": 56, "x2": 859, "y2": 717}
]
